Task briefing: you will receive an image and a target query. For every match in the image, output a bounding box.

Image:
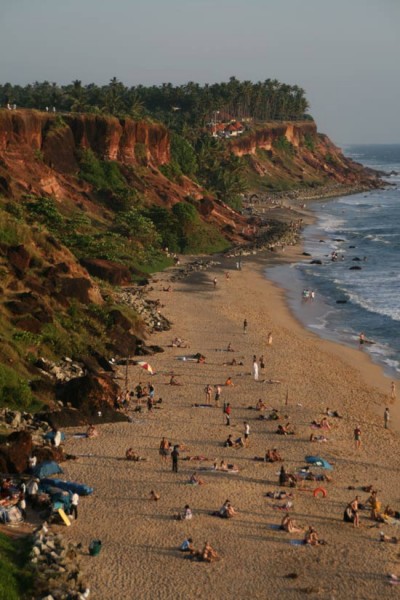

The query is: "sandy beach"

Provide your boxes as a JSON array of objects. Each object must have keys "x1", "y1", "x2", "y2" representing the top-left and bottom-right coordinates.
[{"x1": 60, "y1": 247, "x2": 400, "y2": 600}]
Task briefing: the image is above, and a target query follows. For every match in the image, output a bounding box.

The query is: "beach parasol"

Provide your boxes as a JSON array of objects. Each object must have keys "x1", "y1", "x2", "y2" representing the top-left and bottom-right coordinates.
[{"x1": 136, "y1": 361, "x2": 154, "y2": 375}]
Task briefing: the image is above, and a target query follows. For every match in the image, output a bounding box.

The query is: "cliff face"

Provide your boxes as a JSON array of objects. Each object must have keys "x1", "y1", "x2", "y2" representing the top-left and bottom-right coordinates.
[
  {"x1": 0, "y1": 110, "x2": 169, "y2": 173},
  {"x1": 228, "y1": 121, "x2": 378, "y2": 188},
  {"x1": 229, "y1": 121, "x2": 317, "y2": 155}
]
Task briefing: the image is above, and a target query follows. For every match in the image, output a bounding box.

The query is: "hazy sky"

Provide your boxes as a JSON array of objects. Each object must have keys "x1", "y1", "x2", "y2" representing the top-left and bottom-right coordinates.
[{"x1": 1, "y1": 0, "x2": 399, "y2": 144}]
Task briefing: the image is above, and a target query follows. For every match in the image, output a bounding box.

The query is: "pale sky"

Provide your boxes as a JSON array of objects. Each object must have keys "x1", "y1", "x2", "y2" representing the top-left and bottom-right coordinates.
[{"x1": 0, "y1": 0, "x2": 399, "y2": 144}]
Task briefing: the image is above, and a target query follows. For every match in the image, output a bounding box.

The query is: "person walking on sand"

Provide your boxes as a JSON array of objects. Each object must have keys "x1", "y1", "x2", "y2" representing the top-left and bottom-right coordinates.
[
  {"x1": 224, "y1": 403, "x2": 231, "y2": 426},
  {"x1": 213, "y1": 277, "x2": 217, "y2": 288},
  {"x1": 391, "y1": 381, "x2": 396, "y2": 401},
  {"x1": 171, "y1": 445, "x2": 179, "y2": 473},
  {"x1": 214, "y1": 384, "x2": 221, "y2": 407},
  {"x1": 384, "y1": 407, "x2": 390, "y2": 429},
  {"x1": 70, "y1": 492, "x2": 79, "y2": 520},
  {"x1": 252, "y1": 357, "x2": 259, "y2": 381},
  {"x1": 243, "y1": 318, "x2": 248, "y2": 334},
  {"x1": 159, "y1": 437, "x2": 170, "y2": 464},
  {"x1": 350, "y1": 496, "x2": 360, "y2": 527},
  {"x1": 244, "y1": 421, "x2": 250, "y2": 446},
  {"x1": 267, "y1": 332, "x2": 273, "y2": 346},
  {"x1": 354, "y1": 425, "x2": 361, "y2": 450}
]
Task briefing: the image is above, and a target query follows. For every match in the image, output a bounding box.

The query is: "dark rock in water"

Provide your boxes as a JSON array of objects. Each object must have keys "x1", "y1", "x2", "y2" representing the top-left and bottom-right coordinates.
[
  {"x1": 0, "y1": 430, "x2": 32, "y2": 473},
  {"x1": 310, "y1": 260, "x2": 322, "y2": 265},
  {"x1": 336, "y1": 300, "x2": 348, "y2": 304},
  {"x1": 352, "y1": 257, "x2": 361, "y2": 261},
  {"x1": 333, "y1": 238, "x2": 345, "y2": 242},
  {"x1": 349, "y1": 245, "x2": 356, "y2": 249},
  {"x1": 319, "y1": 240, "x2": 325, "y2": 243},
  {"x1": 302, "y1": 252, "x2": 311, "y2": 256},
  {"x1": 349, "y1": 266, "x2": 362, "y2": 270}
]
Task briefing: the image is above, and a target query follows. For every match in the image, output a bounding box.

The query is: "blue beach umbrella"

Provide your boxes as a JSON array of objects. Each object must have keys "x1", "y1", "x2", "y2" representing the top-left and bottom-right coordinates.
[{"x1": 305, "y1": 455, "x2": 333, "y2": 470}]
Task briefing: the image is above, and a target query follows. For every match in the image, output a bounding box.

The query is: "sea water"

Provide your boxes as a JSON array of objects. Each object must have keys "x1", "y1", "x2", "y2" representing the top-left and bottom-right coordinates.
[{"x1": 267, "y1": 144, "x2": 400, "y2": 376}]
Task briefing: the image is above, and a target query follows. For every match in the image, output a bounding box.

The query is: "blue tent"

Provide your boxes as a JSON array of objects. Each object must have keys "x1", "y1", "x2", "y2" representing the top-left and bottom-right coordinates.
[
  {"x1": 32, "y1": 460, "x2": 63, "y2": 479},
  {"x1": 305, "y1": 455, "x2": 333, "y2": 470},
  {"x1": 41, "y1": 478, "x2": 94, "y2": 496}
]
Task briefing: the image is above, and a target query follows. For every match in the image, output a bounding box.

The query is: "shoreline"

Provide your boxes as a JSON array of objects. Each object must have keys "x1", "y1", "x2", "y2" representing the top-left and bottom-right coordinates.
[{"x1": 59, "y1": 241, "x2": 400, "y2": 599}]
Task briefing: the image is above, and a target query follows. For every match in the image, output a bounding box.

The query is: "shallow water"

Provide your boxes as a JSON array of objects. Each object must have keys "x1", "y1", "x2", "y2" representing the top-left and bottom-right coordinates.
[{"x1": 267, "y1": 144, "x2": 400, "y2": 376}]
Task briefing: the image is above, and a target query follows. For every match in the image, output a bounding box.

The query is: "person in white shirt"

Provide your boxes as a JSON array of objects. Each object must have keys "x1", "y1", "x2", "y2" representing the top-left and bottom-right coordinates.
[
  {"x1": 70, "y1": 492, "x2": 79, "y2": 520},
  {"x1": 244, "y1": 421, "x2": 250, "y2": 446}
]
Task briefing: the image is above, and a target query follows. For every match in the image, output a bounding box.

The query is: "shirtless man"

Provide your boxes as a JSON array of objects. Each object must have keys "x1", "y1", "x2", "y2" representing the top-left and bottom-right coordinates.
[
  {"x1": 350, "y1": 496, "x2": 360, "y2": 527},
  {"x1": 281, "y1": 514, "x2": 303, "y2": 533},
  {"x1": 304, "y1": 526, "x2": 319, "y2": 545},
  {"x1": 201, "y1": 541, "x2": 220, "y2": 562}
]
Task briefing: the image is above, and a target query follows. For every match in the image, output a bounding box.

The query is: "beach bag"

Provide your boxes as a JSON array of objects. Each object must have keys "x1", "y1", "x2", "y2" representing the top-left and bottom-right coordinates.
[{"x1": 89, "y1": 540, "x2": 102, "y2": 556}]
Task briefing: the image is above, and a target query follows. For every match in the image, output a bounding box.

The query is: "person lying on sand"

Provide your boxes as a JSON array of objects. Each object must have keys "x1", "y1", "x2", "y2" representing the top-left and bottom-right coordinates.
[
  {"x1": 162, "y1": 285, "x2": 172, "y2": 292},
  {"x1": 149, "y1": 490, "x2": 160, "y2": 501},
  {"x1": 171, "y1": 337, "x2": 189, "y2": 348},
  {"x1": 311, "y1": 417, "x2": 331, "y2": 430},
  {"x1": 277, "y1": 423, "x2": 295, "y2": 435},
  {"x1": 380, "y1": 532, "x2": 398, "y2": 544},
  {"x1": 225, "y1": 377, "x2": 234, "y2": 386},
  {"x1": 215, "y1": 460, "x2": 239, "y2": 472},
  {"x1": 309, "y1": 434, "x2": 329, "y2": 443},
  {"x1": 222, "y1": 358, "x2": 244, "y2": 366},
  {"x1": 262, "y1": 379, "x2": 282, "y2": 384},
  {"x1": 189, "y1": 472, "x2": 205, "y2": 485},
  {"x1": 280, "y1": 514, "x2": 303, "y2": 533},
  {"x1": 86, "y1": 424, "x2": 98, "y2": 438},
  {"x1": 325, "y1": 407, "x2": 343, "y2": 418},
  {"x1": 227, "y1": 342, "x2": 235, "y2": 352},
  {"x1": 266, "y1": 490, "x2": 293, "y2": 500},
  {"x1": 126, "y1": 448, "x2": 146, "y2": 461},
  {"x1": 183, "y1": 455, "x2": 210, "y2": 462},
  {"x1": 169, "y1": 374, "x2": 183, "y2": 386}
]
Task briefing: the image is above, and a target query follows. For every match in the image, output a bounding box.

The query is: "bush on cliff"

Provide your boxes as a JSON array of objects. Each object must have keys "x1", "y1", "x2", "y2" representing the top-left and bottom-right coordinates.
[
  {"x1": 0, "y1": 364, "x2": 37, "y2": 411},
  {"x1": 0, "y1": 533, "x2": 33, "y2": 600}
]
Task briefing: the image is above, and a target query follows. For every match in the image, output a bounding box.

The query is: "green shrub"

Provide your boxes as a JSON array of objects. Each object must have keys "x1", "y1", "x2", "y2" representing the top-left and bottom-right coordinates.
[
  {"x1": 0, "y1": 533, "x2": 33, "y2": 600},
  {"x1": 25, "y1": 196, "x2": 63, "y2": 231},
  {"x1": 273, "y1": 135, "x2": 295, "y2": 155},
  {"x1": 0, "y1": 364, "x2": 37, "y2": 411},
  {"x1": 171, "y1": 133, "x2": 197, "y2": 176},
  {"x1": 159, "y1": 160, "x2": 182, "y2": 182},
  {"x1": 304, "y1": 133, "x2": 315, "y2": 151}
]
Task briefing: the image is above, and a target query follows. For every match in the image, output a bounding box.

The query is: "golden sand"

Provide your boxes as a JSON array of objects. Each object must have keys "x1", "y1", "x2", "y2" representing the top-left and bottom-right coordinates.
[{"x1": 61, "y1": 250, "x2": 400, "y2": 600}]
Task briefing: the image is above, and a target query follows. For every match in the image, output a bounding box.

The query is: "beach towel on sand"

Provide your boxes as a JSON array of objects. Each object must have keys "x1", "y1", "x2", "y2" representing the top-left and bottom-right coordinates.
[{"x1": 305, "y1": 456, "x2": 333, "y2": 470}]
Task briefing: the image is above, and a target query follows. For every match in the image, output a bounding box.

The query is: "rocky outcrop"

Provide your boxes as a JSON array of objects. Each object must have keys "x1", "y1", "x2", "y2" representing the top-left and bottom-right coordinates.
[
  {"x1": 30, "y1": 523, "x2": 90, "y2": 600},
  {"x1": 0, "y1": 430, "x2": 33, "y2": 473}
]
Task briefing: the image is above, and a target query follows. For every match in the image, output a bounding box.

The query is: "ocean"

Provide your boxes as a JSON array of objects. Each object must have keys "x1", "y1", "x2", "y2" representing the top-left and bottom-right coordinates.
[{"x1": 267, "y1": 144, "x2": 400, "y2": 376}]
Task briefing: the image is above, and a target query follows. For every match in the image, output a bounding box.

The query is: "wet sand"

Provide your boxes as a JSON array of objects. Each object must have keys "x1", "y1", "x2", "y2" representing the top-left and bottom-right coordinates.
[{"x1": 60, "y1": 250, "x2": 400, "y2": 600}]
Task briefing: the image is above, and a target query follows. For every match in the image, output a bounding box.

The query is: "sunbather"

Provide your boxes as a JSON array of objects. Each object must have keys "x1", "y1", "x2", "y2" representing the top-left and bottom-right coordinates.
[
  {"x1": 189, "y1": 472, "x2": 205, "y2": 485},
  {"x1": 200, "y1": 541, "x2": 220, "y2": 562},
  {"x1": 86, "y1": 424, "x2": 98, "y2": 438},
  {"x1": 304, "y1": 526, "x2": 320, "y2": 546},
  {"x1": 265, "y1": 448, "x2": 283, "y2": 462},
  {"x1": 280, "y1": 514, "x2": 303, "y2": 533},
  {"x1": 175, "y1": 504, "x2": 193, "y2": 521},
  {"x1": 149, "y1": 490, "x2": 160, "y2": 501}
]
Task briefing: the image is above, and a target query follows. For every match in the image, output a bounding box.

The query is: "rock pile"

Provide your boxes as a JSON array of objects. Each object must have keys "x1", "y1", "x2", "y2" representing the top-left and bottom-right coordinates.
[
  {"x1": 117, "y1": 287, "x2": 171, "y2": 332},
  {"x1": 0, "y1": 407, "x2": 51, "y2": 433},
  {"x1": 30, "y1": 522, "x2": 90, "y2": 599},
  {"x1": 35, "y1": 358, "x2": 86, "y2": 383}
]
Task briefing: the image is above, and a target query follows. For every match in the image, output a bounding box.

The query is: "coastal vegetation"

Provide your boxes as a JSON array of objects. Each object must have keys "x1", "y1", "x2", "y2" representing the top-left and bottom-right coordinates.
[{"x1": 0, "y1": 532, "x2": 33, "y2": 599}]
